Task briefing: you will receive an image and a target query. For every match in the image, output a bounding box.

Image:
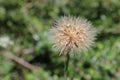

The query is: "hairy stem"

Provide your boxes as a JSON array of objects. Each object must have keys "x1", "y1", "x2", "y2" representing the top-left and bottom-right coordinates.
[{"x1": 64, "y1": 52, "x2": 70, "y2": 80}]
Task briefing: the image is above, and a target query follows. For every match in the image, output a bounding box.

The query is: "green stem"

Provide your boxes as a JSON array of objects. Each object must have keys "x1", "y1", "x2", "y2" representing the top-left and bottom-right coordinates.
[{"x1": 64, "y1": 52, "x2": 70, "y2": 80}]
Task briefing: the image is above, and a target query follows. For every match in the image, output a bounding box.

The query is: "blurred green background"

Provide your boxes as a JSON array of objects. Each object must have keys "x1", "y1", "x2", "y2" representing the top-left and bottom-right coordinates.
[{"x1": 0, "y1": 0, "x2": 120, "y2": 80}]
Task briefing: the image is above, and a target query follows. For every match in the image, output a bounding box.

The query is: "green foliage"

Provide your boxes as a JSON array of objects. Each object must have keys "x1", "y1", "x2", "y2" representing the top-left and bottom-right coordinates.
[{"x1": 0, "y1": 0, "x2": 120, "y2": 80}]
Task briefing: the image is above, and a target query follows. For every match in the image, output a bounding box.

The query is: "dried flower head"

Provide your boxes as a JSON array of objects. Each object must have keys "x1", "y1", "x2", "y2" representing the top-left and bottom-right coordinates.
[{"x1": 48, "y1": 16, "x2": 96, "y2": 55}]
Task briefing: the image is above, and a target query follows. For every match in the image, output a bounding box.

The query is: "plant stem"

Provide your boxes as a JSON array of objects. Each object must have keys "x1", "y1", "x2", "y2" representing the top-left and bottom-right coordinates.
[{"x1": 64, "y1": 52, "x2": 70, "y2": 80}]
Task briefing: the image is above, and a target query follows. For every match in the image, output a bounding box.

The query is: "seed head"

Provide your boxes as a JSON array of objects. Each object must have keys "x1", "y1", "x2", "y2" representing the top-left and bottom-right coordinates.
[{"x1": 48, "y1": 16, "x2": 96, "y2": 55}]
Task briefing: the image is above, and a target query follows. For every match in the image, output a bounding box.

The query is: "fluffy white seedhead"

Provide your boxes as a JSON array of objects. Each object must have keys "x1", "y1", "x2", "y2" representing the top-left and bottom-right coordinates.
[{"x1": 48, "y1": 16, "x2": 96, "y2": 55}]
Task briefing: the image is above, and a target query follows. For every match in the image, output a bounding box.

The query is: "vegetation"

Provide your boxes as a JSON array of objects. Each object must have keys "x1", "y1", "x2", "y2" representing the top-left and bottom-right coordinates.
[{"x1": 0, "y1": 0, "x2": 120, "y2": 80}]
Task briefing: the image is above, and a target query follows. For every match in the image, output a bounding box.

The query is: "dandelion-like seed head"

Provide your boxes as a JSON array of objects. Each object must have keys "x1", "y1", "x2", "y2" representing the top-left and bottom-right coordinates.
[{"x1": 49, "y1": 16, "x2": 96, "y2": 55}]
